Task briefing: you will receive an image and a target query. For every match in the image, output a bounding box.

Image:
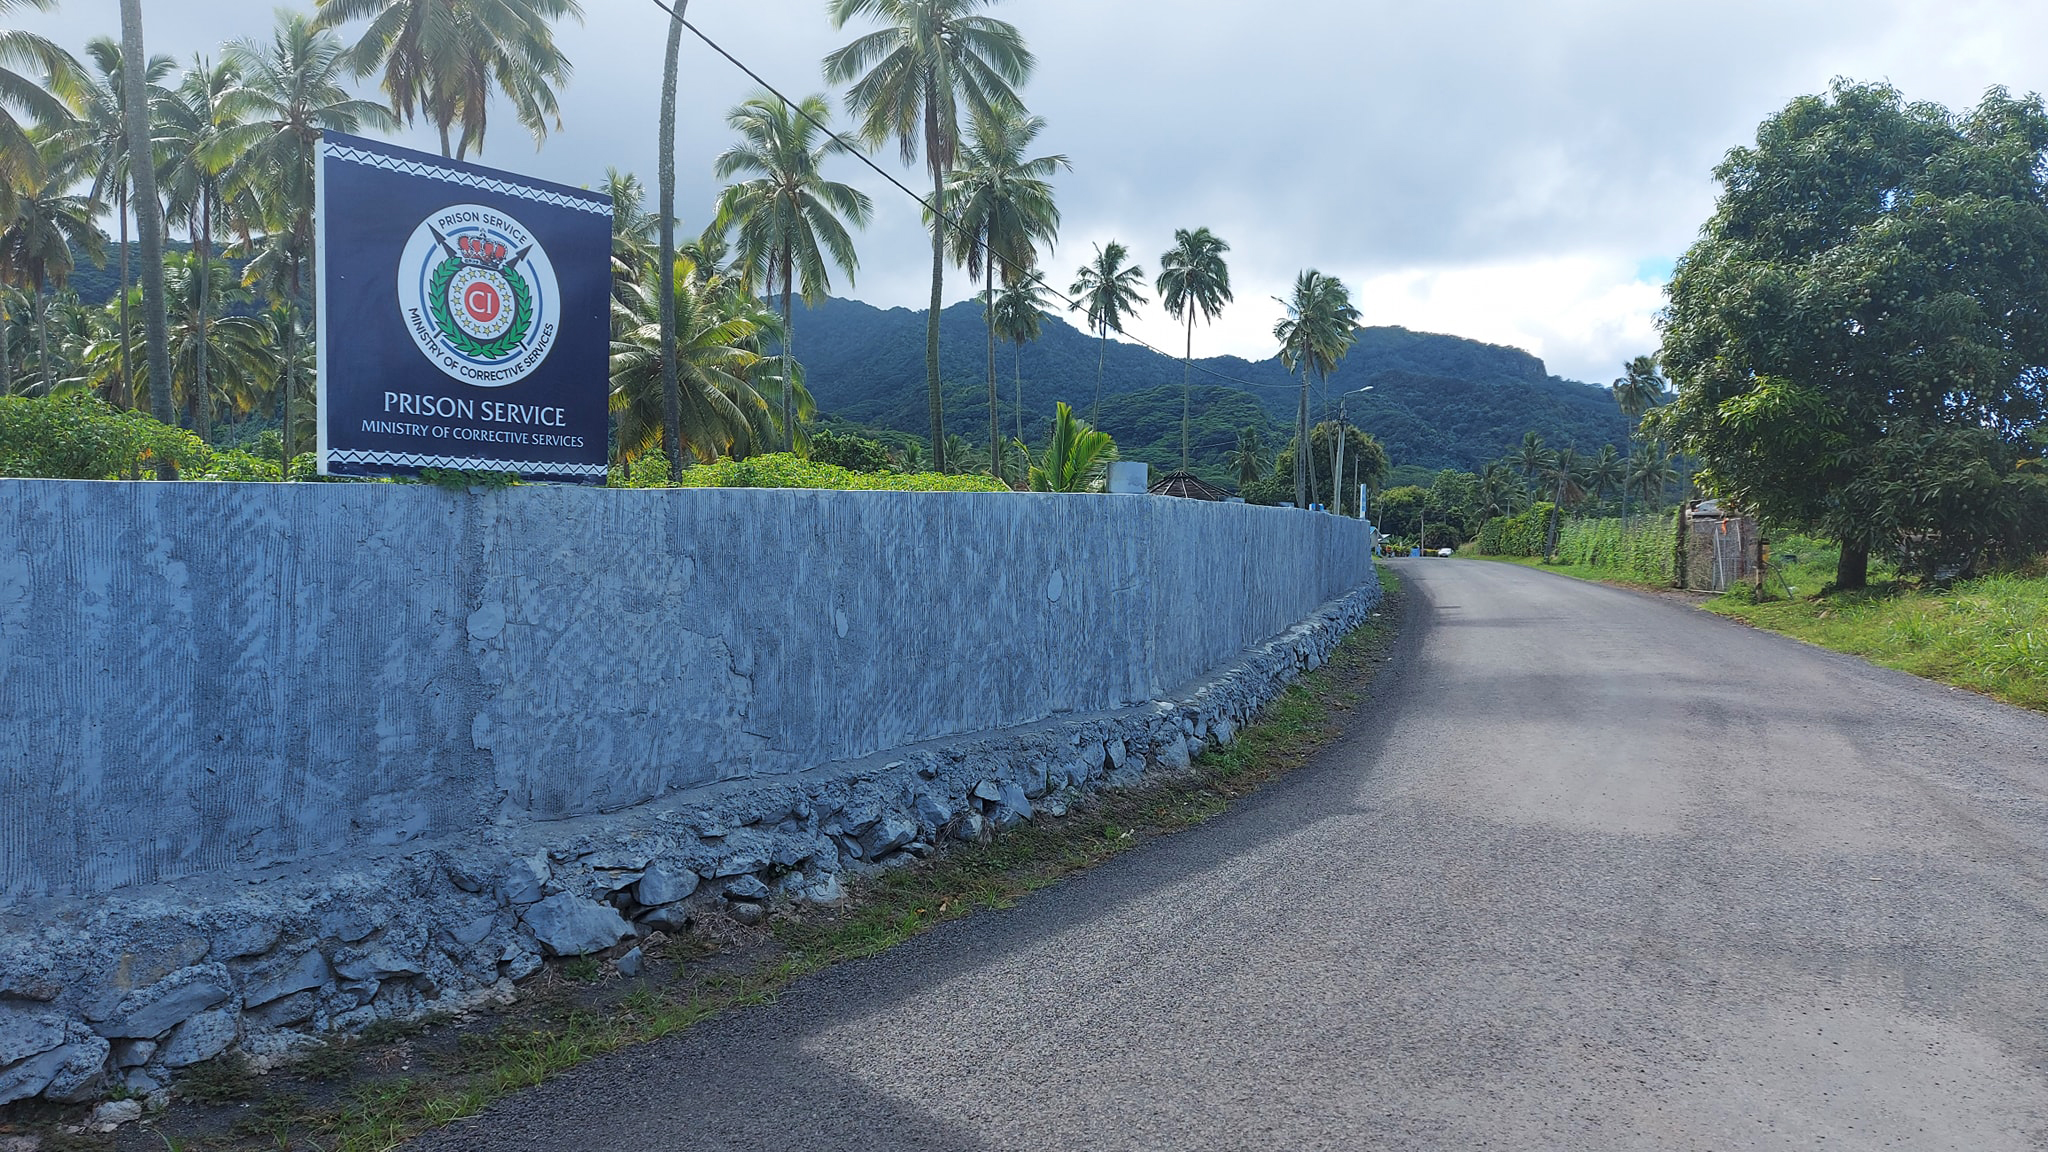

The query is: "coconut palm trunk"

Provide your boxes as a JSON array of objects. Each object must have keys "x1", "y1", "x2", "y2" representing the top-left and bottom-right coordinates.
[
  {"x1": 193, "y1": 189, "x2": 212, "y2": 443},
  {"x1": 32, "y1": 286, "x2": 51, "y2": 394},
  {"x1": 926, "y1": 152, "x2": 946, "y2": 472},
  {"x1": 1013, "y1": 341, "x2": 1023, "y2": 446},
  {"x1": 0, "y1": 295, "x2": 10, "y2": 390},
  {"x1": 1180, "y1": 311, "x2": 1193, "y2": 473},
  {"x1": 1294, "y1": 369, "x2": 1308, "y2": 509},
  {"x1": 117, "y1": 187, "x2": 130, "y2": 408},
  {"x1": 657, "y1": 6, "x2": 685, "y2": 478},
  {"x1": 1091, "y1": 326, "x2": 1106, "y2": 425},
  {"x1": 781, "y1": 250, "x2": 795, "y2": 452},
  {"x1": 984, "y1": 238, "x2": 998, "y2": 480},
  {"x1": 120, "y1": 0, "x2": 174, "y2": 455}
]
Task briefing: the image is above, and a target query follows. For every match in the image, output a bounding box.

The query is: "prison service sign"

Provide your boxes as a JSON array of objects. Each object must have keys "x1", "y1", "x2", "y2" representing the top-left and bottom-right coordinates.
[{"x1": 316, "y1": 132, "x2": 612, "y2": 483}]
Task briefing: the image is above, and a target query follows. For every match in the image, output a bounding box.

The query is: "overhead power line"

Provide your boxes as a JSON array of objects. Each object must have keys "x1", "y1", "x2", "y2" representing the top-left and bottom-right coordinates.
[{"x1": 642, "y1": 0, "x2": 1315, "y2": 398}]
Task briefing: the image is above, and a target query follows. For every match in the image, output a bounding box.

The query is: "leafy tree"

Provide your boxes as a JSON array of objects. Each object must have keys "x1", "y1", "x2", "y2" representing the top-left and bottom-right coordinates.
[
  {"x1": 1273, "y1": 269, "x2": 1358, "y2": 508},
  {"x1": 946, "y1": 103, "x2": 1064, "y2": 478},
  {"x1": 1156, "y1": 226, "x2": 1231, "y2": 473},
  {"x1": 712, "y1": 92, "x2": 872, "y2": 452},
  {"x1": 988, "y1": 275, "x2": 1044, "y2": 444},
  {"x1": 0, "y1": 140, "x2": 104, "y2": 397},
  {"x1": 1657, "y1": 81, "x2": 2048, "y2": 587},
  {"x1": 826, "y1": 0, "x2": 1033, "y2": 474},
  {"x1": 1028, "y1": 400, "x2": 1113, "y2": 492},
  {"x1": 809, "y1": 427, "x2": 892, "y2": 472},
  {"x1": 1068, "y1": 239, "x2": 1145, "y2": 424},
  {"x1": 315, "y1": 0, "x2": 581, "y2": 159}
]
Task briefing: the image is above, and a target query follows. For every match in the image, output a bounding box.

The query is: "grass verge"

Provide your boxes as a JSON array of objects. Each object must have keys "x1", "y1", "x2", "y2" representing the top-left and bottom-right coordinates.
[
  {"x1": 1476, "y1": 540, "x2": 2048, "y2": 714},
  {"x1": 1708, "y1": 573, "x2": 2048, "y2": 712},
  {"x1": 55, "y1": 570, "x2": 1404, "y2": 1152}
]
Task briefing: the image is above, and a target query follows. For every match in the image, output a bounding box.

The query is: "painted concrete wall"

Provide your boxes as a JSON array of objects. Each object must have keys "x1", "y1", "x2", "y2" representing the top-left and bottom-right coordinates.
[{"x1": 0, "y1": 481, "x2": 1374, "y2": 902}]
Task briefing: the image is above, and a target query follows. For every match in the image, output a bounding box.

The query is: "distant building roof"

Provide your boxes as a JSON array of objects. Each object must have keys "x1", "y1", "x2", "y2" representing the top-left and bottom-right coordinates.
[{"x1": 1149, "y1": 471, "x2": 1232, "y2": 501}]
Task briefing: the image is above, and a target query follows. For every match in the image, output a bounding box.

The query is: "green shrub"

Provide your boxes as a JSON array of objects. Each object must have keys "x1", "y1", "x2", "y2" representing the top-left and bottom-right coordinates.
[
  {"x1": 808, "y1": 429, "x2": 894, "y2": 474},
  {"x1": 1475, "y1": 503, "x2": 1555, "y2": 557},
  {"x1": 670, "y1": 453, "x2": 1007, "y2": 492},
  {"x1": 0, "y1": 394, "x2": 213, "y2": 479},
  {"x1": 1551, "y1": 514, "x2": 1678, "y2": 583}
]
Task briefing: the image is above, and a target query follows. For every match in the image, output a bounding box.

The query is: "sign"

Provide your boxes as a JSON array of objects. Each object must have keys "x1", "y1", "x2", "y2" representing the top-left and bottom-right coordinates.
[{"x1": 316, "y1": 132, "x2": 612, "y2": 483}]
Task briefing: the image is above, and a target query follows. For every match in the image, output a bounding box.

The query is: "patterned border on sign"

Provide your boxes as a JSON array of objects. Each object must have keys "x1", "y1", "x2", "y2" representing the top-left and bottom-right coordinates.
[
  {"x1": 324, "y1": 145, "x2": 610, "y2": 217},
  {"x1": 326, "y1": 449, "x2": 608, "y2": 477}
]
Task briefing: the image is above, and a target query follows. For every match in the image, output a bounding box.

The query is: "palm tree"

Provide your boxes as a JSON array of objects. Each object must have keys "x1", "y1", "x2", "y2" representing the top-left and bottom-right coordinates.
[
  {"x1": 49, "y1": 37, "x2": 173, "y2": 412},
  {"x1": 118, "y1": 0, "x2": 175, "y2": 439},
  {"x1": 1068, "y1": 240, "x2": 1146, "y2": 423},
  {"x1": 1273, "y1": 269, "x2": 1358, "y2": 509},
  {"x1": 79, "y1": 252, "x2": 277, "y2": 419},
  {"x1": 1028, "y1": 400, "x2": 1114, "y2": 492},
  {"x1": 609, "y1": 256, "x2": 774, "y2": 467},
  {"x1": 1612, "y1": 353, "x2": 1665, "y2": 527},
  {"x1": 1627, "y1": 442, "x2": 1678, "y2": 510},
  {"x1": 0, "y1": 143, "x2": 105, "y2": 396},
  {"x1": 220, "y1": 10, "x2": 394, "y2": 465},
  {"x1": 987, "y1": 275, "x2": 1044, "y2": 447},
  {"x1": 1587, "y1": 443, "x2": 1624, "y2": 507},
  {"x1": 713, "y1": 92, "x2": 873, "y2": 453},
  {"x1": 315, "y1": 0, "x2": 582, "y2": 160},
  {"x1": 603, "y1": 167, "x2": 653, "y2": 309},
  {"x1": 826, "y1": 0, "x2": 1034, "y2": 474},
  {"x1": 1542, "y1": 445, "x2": 1589, "y2": 560},
  {"x1": 1230, "y1": 424, "x2": 1266, "y2": 489},
  {"x1": 162, "y1": 55, "x2": 247, "y2": 442},
  {"x1": 946, "y1": 103, "x2": 1064, "y2": 479},
  {"x1": 0, "y1": 0, "x2": 78, "y2": 223},
  {"x1": 1478, "y1": 459, "x2": 1522, "y2": 521},
  {"x1": 1515, "y1": 429, "x2": 1553, "y2": 482},
  {"x1": 1156, "y1": 227, "x2": 1231, "y2": 473}
]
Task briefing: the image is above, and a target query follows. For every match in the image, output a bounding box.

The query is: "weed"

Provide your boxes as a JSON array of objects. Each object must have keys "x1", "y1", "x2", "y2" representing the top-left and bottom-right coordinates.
[
  {"x1": 558, "y1": 957, "x2": 602, "y2": 984},
  {"x1": 173, "y1": 1052, "x2": 259, "y2": 1105}
]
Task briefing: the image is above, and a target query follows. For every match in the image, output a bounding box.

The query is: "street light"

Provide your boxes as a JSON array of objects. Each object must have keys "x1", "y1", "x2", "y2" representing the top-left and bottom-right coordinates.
[{"x1": 1333, "y1": 386, "x2": 1372, "y2": 518}]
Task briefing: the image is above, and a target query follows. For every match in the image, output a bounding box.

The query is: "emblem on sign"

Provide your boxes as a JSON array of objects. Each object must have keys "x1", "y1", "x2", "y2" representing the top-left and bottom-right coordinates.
[{"x1": 396, "y1": 203, "x2": 561, "y2": 386}]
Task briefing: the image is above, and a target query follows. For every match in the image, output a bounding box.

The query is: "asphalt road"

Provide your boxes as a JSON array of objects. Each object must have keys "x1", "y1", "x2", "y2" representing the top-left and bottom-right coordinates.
[{"x1": 415, "y1": 559, "x2": 2048, "y2": 1151}]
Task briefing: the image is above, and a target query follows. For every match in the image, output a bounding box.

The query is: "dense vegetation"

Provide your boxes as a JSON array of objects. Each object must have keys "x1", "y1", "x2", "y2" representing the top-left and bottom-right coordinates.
[
  {"x1": 793, "y1": 296, "x2": 1632, "y2": 482},
  {"x1": 1657, "y1": 81, "x2": 2048, "y2": 589}
]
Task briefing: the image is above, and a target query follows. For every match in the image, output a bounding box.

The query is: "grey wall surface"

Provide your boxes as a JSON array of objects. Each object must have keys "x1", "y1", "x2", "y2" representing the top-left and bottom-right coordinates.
[{"x1": 1, "y1": 481, "x2": 1374, "y2": 903}]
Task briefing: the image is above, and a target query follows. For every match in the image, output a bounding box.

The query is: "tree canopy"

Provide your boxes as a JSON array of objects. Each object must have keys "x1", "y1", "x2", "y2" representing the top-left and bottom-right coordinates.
[{"x1": 1656, "y1": 81, "x2": 2048, "y2": 586}]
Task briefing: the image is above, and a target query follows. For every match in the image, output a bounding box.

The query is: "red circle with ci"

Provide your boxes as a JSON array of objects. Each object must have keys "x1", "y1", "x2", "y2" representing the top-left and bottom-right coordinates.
[{"x1": 465, "y1": 283, "x2": 503, "y2": 323}]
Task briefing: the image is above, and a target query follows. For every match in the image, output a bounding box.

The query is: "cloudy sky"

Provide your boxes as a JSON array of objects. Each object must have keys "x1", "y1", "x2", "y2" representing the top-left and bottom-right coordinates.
[{"x1": 18, "y1": 0, "x2": 2048, "y2": 382}]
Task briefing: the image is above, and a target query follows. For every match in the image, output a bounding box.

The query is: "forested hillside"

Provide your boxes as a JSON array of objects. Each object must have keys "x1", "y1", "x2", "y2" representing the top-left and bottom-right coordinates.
[{"x1": 795, "y1": 297, "x2": 1629, "y2": 479}]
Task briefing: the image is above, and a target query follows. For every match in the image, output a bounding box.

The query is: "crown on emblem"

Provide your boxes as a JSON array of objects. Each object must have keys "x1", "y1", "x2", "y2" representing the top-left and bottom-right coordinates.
[{"x1": 457, "y1": 234, "x2": 511, "y2": 269}]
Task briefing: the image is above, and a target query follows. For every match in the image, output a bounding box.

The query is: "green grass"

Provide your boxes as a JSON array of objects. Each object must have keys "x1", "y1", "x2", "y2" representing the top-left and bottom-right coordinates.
[
  {"x1": 1712, "y1": 571, "x2": 2048, "y2": 712},
  {"x1": 1475, "y1": 554, "x2": 1676, "y2": 591},
  {"x1": 1482, "y1": 532, "x2": 2048, "y2": 714},
  {"x1": 121, "y1": 571, "x2": 1404, "y2": 1152}
]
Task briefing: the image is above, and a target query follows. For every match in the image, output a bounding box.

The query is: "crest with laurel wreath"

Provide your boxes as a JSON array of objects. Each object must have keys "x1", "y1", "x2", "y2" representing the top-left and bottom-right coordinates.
[{"x1": 426, "y1": 230, "x2": 535, "y2": 361}]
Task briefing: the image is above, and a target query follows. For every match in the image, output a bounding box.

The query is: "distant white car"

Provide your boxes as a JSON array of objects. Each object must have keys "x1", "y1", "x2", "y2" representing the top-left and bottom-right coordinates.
[{"x1": 1436, "y1": 548, "x2": 1453, "y2": 557}]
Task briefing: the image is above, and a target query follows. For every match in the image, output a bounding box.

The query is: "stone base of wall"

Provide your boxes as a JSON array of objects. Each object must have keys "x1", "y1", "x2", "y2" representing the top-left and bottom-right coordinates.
[{"x1": 0, "y1": 579, "x2": 1380, "y2": 1108}]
